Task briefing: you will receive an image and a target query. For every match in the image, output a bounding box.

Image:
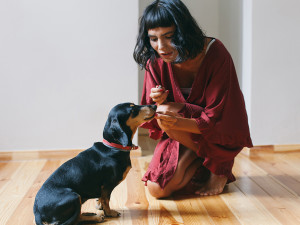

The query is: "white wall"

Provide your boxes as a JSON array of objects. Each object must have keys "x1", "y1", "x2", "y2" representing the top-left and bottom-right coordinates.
[
  {"x1": 215, "y1": 0, "x2": 300, "y2": 145},
  {"x1": 218, "y1": 0, "x2": 243, "y2": 84},
  {"x1": 0, "y1": 0, "x2": 138, "y2": 151},
  {"x1": 184, "y1": 0, "x2": 219, "y2": 38},
  {"x1": 1, "y1": 0, "x2": 299, "y2": 151},
  {"x1": 250, "y1": 0, "x2": 300, "y2": 145}
]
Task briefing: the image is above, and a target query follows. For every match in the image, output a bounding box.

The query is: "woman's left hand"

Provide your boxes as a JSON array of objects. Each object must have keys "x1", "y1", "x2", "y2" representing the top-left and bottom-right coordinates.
[{"x1": 155, "y1": 111, "x2": 180, "y2": 131}]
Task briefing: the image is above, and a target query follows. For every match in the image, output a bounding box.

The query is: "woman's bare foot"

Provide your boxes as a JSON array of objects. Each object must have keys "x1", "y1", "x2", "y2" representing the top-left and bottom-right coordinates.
[{"x1": 195, "y1": 173, "x2": 227, "y2": 196}]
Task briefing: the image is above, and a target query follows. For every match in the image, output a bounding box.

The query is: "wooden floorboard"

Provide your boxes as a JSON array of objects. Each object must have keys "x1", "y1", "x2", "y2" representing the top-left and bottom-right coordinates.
[{"x1": 1, "y1": 144, "x2": 300, "y2": 224}]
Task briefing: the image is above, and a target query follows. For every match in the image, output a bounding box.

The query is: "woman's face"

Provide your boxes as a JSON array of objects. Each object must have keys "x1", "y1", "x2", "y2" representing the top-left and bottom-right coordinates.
[{"x1": 148, "y1": 25, "x2": 178, "y2": 63}]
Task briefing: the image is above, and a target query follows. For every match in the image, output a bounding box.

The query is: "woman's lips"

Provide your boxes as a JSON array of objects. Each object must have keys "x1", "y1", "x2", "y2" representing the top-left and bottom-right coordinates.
[{"x1": 160, "y1": 52, "x2": 173, "y2": 59}]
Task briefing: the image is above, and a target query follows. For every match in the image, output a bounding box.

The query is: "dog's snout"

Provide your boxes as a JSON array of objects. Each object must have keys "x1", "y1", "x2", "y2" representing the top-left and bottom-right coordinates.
[{"x1": 150, "y1": 105, "x2": 157, "y2": 111}]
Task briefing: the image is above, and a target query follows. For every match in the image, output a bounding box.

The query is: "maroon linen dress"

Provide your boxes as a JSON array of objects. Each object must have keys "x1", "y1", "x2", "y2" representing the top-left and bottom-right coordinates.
[{"x1": 140, "y1": 39, "x2": 253, "y2": 189}]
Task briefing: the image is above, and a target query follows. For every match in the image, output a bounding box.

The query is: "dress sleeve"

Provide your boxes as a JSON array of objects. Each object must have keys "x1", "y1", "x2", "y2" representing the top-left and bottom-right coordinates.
[
  {"x1": 140, "y1": 63, "x2": 164, "y2": 140},
  {"x1": 194, "y1": 57, "x2": 230, "y2": 133},
  {"x1": 189, "y1": 52, "x2": 252, "y2": 147}
]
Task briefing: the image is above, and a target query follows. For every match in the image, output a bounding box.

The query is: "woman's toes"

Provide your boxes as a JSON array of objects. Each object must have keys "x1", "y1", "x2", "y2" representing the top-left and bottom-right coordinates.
[{"x1": 195, "y1": 174, "x2": 227, "y2": 196}]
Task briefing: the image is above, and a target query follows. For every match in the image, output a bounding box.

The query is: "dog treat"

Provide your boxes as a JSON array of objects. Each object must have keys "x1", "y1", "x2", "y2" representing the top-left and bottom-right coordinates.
[{"x1": 156, "y1": 85, "x2": 165, "y2": 92}]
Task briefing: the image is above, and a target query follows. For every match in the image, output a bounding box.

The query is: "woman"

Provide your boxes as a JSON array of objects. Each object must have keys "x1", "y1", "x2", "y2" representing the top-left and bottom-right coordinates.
[{"x1": 133, "y1": 0, "x2": 252, "y2": 198}]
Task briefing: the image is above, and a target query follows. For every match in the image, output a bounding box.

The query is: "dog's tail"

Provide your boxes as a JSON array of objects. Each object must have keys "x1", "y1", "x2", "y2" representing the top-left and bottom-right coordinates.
[
  {"x1": 59, "y1": 197, "x2": 82, "y2": 225},
  {"x1": 76, "y1": 212, "x2": 103, "y2": 225},
  {"x1": 36, "y1": 196, "x2": 81, "y2": 225},
  {"x1": 33, "y1": 208, "x2": 43, "y2": 225},
  {"x1": 33, "y1": 199, "x2": 45, "y2": 225}
]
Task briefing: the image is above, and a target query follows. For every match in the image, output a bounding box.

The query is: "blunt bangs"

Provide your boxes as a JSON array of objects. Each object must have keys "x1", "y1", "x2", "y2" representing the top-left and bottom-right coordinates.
[
  {"x1": 133, "y1": 0, "x2": 206, "y2": 70},
  {"x1": 144, "y1": 4, "x2": 174, "y2": 30}
]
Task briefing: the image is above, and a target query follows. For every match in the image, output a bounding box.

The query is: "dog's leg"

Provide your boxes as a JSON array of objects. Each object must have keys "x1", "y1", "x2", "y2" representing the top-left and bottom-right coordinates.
[
  {"x1": 78, "y1": 212, "x2": 105, "y2": 224},
  {"x1": 99, "y1": 187, "x2": 120, "y2": 217},
  {"x1": 95, "y1": 198, "x2": 105, "y2": 219},
  {"x1": 95, "y1": 198, "x2": 103, "y2": 210}
]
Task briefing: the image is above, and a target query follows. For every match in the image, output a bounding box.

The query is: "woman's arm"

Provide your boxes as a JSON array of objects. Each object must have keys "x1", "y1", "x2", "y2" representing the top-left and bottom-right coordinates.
[
  {"x1": 155, "y1": 102, "x2": 202, "y2": 134},
  {"x1": 156, "y1": 113, "x2": 201, "y2": 134}
]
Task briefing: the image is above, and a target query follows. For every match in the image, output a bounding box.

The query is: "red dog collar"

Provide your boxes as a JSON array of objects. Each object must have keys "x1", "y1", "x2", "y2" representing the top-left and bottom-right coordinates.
[{"x1": 103, "y1": 139, "x2": 139, "y2": 151}]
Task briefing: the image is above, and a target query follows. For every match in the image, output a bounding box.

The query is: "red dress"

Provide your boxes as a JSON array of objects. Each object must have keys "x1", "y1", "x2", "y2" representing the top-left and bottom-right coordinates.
[{"x1": 140, "y1": 39, "x2": 253, "y2": 189}]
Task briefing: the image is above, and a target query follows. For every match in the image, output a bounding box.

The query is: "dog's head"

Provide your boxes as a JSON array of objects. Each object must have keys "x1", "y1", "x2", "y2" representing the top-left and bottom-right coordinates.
[{"x1": 103, "y1": 103, "x2": 157, "y2": 147}]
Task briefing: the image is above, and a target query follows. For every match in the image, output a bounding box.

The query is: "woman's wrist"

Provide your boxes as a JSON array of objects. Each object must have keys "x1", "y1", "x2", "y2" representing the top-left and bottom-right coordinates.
[{"x1": 174, "y1": 117, "x2": 201, "y2": 134}]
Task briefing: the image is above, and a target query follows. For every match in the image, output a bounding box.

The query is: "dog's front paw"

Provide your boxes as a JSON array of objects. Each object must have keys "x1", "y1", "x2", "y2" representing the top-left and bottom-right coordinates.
[
  {"x1": 105, "y1": 209, "x2": 121, "y2": 217},
  {"x1": 96, "y1": 210, "x2": 105, "y2": 221}
]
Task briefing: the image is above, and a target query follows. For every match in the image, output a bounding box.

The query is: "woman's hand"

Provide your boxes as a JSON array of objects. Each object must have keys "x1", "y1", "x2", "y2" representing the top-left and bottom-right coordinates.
[
  {"x1": 155, "y1": 112, "x2": 179, "y2": 131},
  {"x1": 155, "y1": 102, "x2": 184, "y2": 131},
  {"x1": 150, "y1": 85, "x2": 169, "y2": 105},
  {"x1": 155, "y1": 102, "x2": 201, "y2": 134}
]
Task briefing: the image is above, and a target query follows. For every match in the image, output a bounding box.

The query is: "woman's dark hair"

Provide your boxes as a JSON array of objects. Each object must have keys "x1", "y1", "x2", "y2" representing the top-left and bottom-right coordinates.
[{"x1": 133, "y1": 0, "x2": 206, "y2": 70}]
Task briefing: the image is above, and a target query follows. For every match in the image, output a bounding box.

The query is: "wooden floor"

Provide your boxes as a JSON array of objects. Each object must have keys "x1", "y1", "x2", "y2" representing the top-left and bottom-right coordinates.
[{"x1": 1, "y1": 140, "x2": 300, "y2": 225}]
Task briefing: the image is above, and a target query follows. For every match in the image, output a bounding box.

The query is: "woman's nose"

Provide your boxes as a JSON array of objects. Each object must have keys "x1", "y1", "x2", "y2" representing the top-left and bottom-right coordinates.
[{"x1": 157, "y1": 39, "x2": 166, "y2": 51}]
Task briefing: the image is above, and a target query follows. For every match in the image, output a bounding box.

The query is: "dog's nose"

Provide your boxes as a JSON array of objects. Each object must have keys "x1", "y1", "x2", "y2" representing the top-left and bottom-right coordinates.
[{"x1": 151, "y1": 105, "x2": 157, "y2": 111}]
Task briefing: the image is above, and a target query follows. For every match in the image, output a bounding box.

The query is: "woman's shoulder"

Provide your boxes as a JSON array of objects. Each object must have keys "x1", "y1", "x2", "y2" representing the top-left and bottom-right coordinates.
[
  {"x1": 206, "y1": 38, "x2": 232, "y2": 62},
  {"x1": 206, "y1": 38, "x2": 228, "y2": 53}
]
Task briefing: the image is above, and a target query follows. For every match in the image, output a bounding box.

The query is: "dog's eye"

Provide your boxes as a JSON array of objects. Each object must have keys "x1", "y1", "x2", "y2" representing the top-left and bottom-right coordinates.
[
  {"x1": 130, "y1": 107, "x2": 135, "y2": 113},
  {"x1": 129, "y1": 104, "x2": 136, "y2": 113},
  {"x1": 131, "y1": 107, "x2": 139, "y2": 118}
]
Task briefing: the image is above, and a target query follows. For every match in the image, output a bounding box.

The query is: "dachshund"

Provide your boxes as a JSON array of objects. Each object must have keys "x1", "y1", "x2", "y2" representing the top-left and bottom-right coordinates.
[{"x1": 33, "y1": 103, "x2": 157, "y2": 225}]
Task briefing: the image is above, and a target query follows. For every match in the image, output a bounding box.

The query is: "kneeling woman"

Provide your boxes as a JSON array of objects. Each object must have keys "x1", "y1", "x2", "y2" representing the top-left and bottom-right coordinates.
[{"x1": 133, "y1": 0, "x2": 253, "y2": 198}]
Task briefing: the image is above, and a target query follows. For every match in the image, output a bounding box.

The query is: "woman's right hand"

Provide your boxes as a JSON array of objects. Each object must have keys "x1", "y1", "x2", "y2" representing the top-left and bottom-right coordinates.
[{"x1": 150, "y1": 85, "x2": 169, "y2": 105}]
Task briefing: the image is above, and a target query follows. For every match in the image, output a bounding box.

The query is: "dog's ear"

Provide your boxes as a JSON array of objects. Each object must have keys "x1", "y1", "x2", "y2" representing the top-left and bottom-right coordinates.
[
  {"x1": 110, "y1": 118, "x2": 130, "y2": 147},
  {"x1": 103, "y1": 117, "x2": 132, "y2": 147}
]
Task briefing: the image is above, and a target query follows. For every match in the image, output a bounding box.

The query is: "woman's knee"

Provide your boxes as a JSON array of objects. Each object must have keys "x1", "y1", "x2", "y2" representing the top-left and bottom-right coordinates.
[{"x1": 147, "y1": 181, "x2": 171, "y2": 199}]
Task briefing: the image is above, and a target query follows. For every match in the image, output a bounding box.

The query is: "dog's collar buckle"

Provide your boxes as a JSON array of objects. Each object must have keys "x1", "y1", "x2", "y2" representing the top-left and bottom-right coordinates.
[{"x1": 103, "y1": 139, "x2": 139, "y2": 151}]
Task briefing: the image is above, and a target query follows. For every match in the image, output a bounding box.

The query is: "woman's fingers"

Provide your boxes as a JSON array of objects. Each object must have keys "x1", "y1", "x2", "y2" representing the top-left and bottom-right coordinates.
[
  {"x1": 157, "y1": 119, "x2": 176, "y2": 130},
  {"x1": 156, "y1": 110, "x2": 180, "y2": 118},
  {"x1": 155, "y1": 113, "x2": 178, "y2": 128},
  {"x1": 150, "y1": 85, "x2": 169, "y2": 104},
  {"x1": 149, "y1": 91, "x2": 162, "y2": 99},
  {"x1": 155, "y1": 113, "x2": 176, "y2": 121},
  {"x1": 150, "y1": 85, "x2": 164, "y2": 95},
  {"x1": 159, "y1": 90, "x2": 169, "y2": 104}
]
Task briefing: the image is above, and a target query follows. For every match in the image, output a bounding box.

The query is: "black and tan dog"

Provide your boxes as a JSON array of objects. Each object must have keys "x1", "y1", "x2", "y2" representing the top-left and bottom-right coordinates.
[{"x1": 33, "y1": 103, "x2": 156, "y2": 225}]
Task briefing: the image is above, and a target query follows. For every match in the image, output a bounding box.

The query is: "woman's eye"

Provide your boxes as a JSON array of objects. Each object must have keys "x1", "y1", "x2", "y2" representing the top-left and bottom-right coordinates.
[
  {"x1": 150, "y1": 38, "x2": 157, "y2": 42},
  {"x1": 166, "y1": 36, "x2": 173, "y2": 39}
]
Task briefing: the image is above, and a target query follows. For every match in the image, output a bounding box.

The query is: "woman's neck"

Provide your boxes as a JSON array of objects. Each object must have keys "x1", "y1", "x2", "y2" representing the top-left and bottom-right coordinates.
[
  {"x1": 172, "y1": 53, "x2": 204, "y2": 73},
  {"x1": 172, "y1": 37, "x2": 211, "y2": 73}
]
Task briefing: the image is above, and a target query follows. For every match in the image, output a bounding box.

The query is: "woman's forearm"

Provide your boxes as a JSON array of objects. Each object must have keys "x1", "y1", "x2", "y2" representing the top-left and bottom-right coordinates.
[{"x1": 173, "y1": 117, "x2": 201, "y2": 134}]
